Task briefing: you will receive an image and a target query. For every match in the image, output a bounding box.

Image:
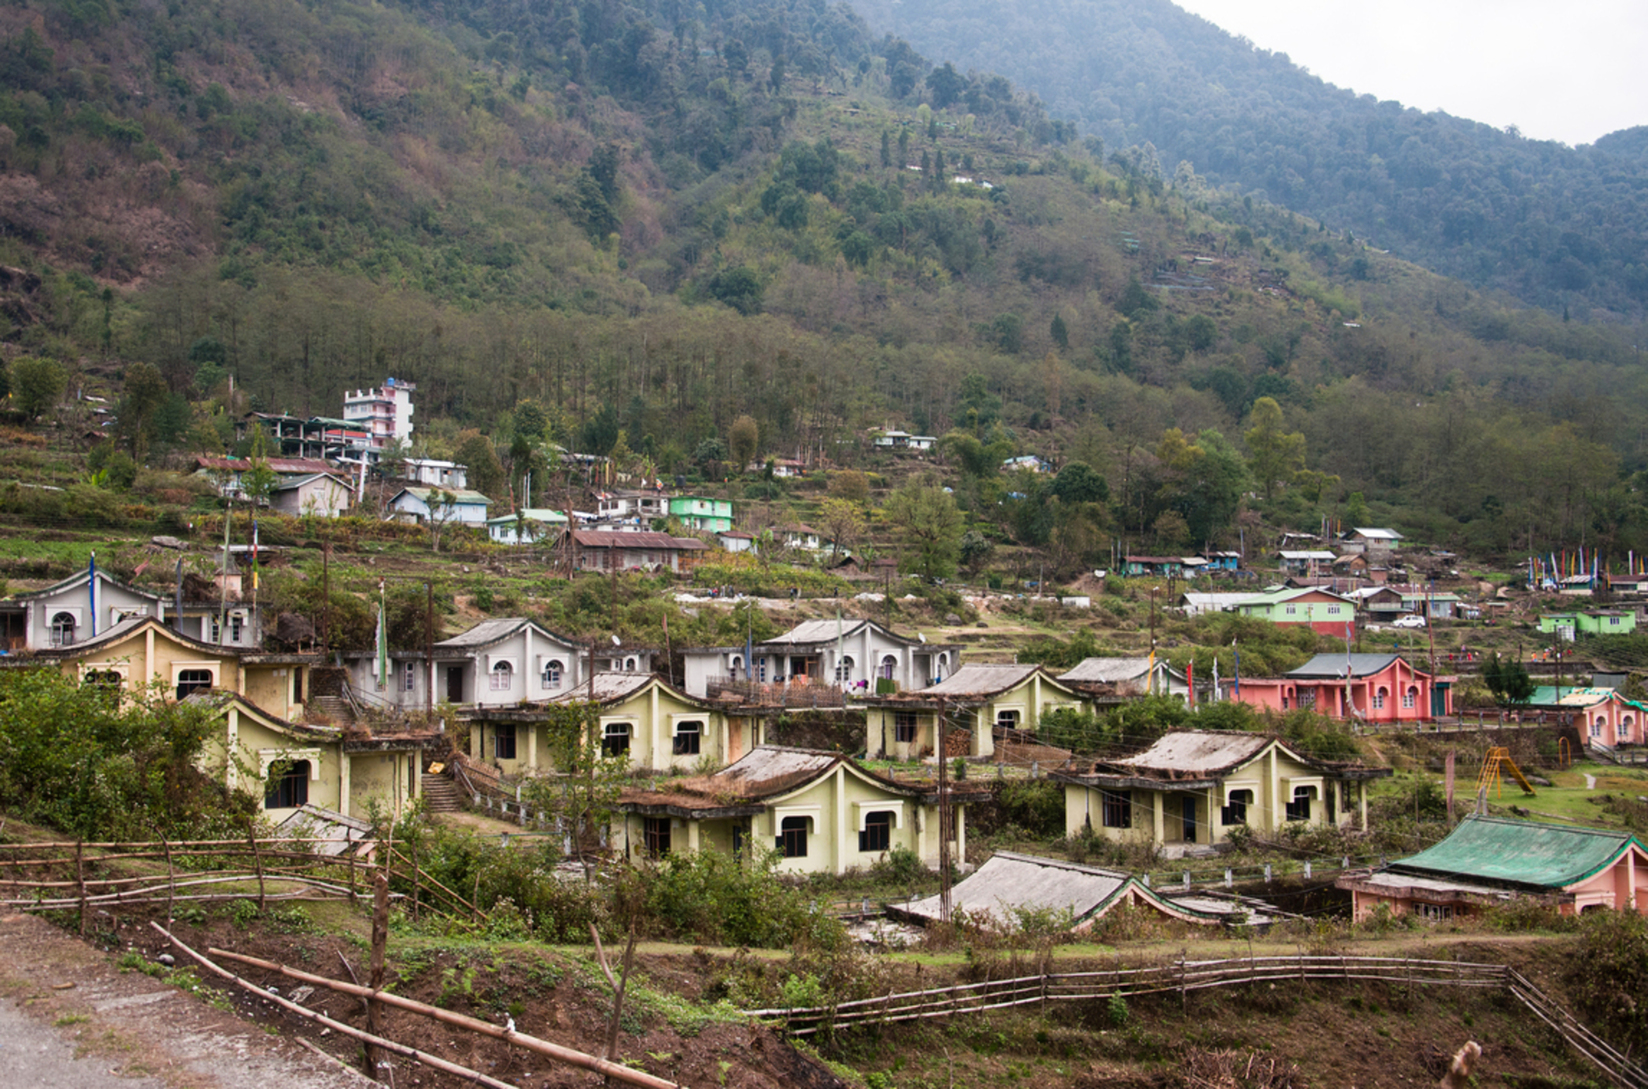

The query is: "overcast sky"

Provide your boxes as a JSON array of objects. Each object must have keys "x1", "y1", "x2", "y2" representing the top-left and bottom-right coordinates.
[{"x1": 1169, "y1": 0, "x2": 1646, "y2": 147}]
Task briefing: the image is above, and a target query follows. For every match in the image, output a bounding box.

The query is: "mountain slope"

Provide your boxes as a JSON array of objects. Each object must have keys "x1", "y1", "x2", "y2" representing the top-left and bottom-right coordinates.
[{"x1": 846, "y1": 0, "x2": 1648, "y2": 319}]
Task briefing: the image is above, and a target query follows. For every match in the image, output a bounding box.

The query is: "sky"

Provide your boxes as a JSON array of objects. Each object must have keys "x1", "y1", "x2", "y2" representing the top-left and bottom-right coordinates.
[{"x1": 1169, "y1": 0, "x2": 1646, "y2": 147}]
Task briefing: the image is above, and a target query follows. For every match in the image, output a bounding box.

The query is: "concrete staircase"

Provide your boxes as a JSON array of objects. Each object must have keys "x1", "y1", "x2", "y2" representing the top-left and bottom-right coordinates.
[
  {"x1": 308, "y1": 694, "x2": 355, "y2": 725},
  {"x1": 421, "y1": 774, "x2": 465, "y2": 813}
]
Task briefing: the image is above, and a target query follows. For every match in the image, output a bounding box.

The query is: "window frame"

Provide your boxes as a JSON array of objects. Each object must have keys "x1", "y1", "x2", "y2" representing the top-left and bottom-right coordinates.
[
  {"x1": 265, "y1": 759, "x2": 311, "y2": 809},
  {"x1": 176, "y1": 668, "x2": 214, "y2": 700},
  {"x1": 672, "y1": 720, "x2": 702, "y2": 756},
  {"x1": 602, "y1": 721, "x2": 632, "y2": 757},
  {"x1": 858, "y1": 810, "x2": 893, "y2": 853},
  {"x1": 894, "y1": 711, "x2": 918, "y2": 744},
  {"x1": 494, "y1": 722, "x2": 518, "y2": 761},
  {"x1": 777, "y1": 816, "x2": 809, "y2": 858},
  {"x1": 1100, "y1": 789, "x2": 1132, "y2": 829},
  {"x1": 489, "y1": 661, "x2": 514, "y2": 692},
  {"x1": 49, "y1": 611, "x2": 76, "y2": 648}
]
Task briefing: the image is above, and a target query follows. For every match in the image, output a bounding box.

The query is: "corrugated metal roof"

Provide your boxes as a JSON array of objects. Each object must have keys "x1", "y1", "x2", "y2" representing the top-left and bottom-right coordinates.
[
  {"x1": 435, "y1": 618, "x2": 537, "y2": 648},
  {"x1": 900, "y1": 851, "x2": 1131, "y2": 926},
  {"x1": 1109, "y1": 730, "x2": 1272, "y2": 775},
  {"x1": 1286, "y1": 653, "x2": 1402, "y2": 679},
  {"x1": 1351, "y1": 527, "x2": 1404, "y2": 540},
  {"x1": 766, "y1": 618, "x2": 873, "y2": 645},
  {"x1": 546, "y1": 672, "x2": 653, "y2": 704},
  {"x1": 573, "y1": 530, "x2": 701, "y2": 549},
  {"x1": 1059, "y1": 658, "x2": 1150, "y2": 683},
  {"x1": 1390, "y1": 816, "x2": 1640, "y2": 890},
  {"x1": 919, "y1": 663, "x2": 1039, "y2": 697},
  {"x1": 399, "y1": 486, "x2": 491, "y2": 505}
]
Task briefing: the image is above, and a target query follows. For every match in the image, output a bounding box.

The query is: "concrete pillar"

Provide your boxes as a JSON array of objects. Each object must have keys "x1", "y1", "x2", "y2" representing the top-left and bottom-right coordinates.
[
  {"x1": 339, "y1": 752, "x2": 352, "y2": 817},
  {"x1": 686, "y1": 818, "x2": 700, "y2": 853},
  {"x1": 1359, "y1": 780, "x2": 1369, "y2": 830},
  {"x1": 835, "y1": 765, "x2": 848, "y2": 875},
  {"x1": 1151, "y1": 791, "x2": 1164, "y2": 849}
]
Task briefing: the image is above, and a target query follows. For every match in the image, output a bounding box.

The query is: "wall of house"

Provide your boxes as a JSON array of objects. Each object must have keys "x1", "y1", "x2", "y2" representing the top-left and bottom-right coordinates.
[
  {"x1": 736, "y1": 765, "x2": 954, "y2": 875},
  {"x1": 347, "y1": 750, "x2": 419, "y2": 820},
  {"x1": 205, "y1": 708, "x2": 342, "y2": 819},
  {"x1": 26, "y1": 580, "x2": 161, "y2": 649},
  {"x1": 1582, "y1": 697, "x2": 1644, "y2": 747},
  {"x1": 63, "y1": 629, "x2": 237, "y2": 700},
  {"x1": 243, "y1": 664, "x2": 305, "y2": 721}
]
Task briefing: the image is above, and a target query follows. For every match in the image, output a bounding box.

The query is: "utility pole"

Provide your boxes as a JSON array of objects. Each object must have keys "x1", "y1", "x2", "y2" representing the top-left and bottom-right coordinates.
[
  {"x1": 320, "y1": 535, "x2": 330, "y2": 651},
  {"x1": 425, "y1": 580, "x2": 434, "y2": 718},
  {"x1": 1149, "y1": 585, "x2": 1159, "y2": 695},
  {"x1": 936, "y1": 696, "x2": 951, "y2": 925}
]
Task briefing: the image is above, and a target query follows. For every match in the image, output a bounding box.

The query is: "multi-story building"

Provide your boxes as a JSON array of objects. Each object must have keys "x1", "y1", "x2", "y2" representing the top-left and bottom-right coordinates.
[{"x1": 342, "y1": 378, "x2": 415, "y2": 452}]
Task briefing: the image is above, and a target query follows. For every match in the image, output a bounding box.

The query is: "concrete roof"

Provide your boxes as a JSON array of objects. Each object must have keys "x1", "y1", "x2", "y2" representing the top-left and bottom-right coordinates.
[
  {"x1": 1351, "y1": 528, "x2": 1404, "y2": 540},
  {"x1": 396, "y1": 486, "x2": 492, "y2": 505},
  {"x1": 1389, "y1": 816, "x2": 1643, "y2": 891}
]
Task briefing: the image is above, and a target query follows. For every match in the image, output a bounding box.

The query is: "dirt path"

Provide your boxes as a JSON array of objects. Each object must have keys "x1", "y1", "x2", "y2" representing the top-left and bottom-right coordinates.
[{"x1": 0, "y1": 913, "x2": 367, "y2": 1089}]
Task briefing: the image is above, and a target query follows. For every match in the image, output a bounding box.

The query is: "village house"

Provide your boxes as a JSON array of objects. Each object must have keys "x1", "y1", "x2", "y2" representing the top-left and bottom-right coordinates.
[
  {"x1": 681, "y1": 618, "x2": 962, "y2": 698},
  {"x1": 563, "y1": 529, "x2": 709, "y2": 573},
  {"x1": 1121, "y1": 556, "x2": 1185, "y2": 578},
  {"x1": 1234, "y1": 587, "x2": 1357, "y2": 634},
  {"x1": 402, "y1": 458, "x2": 467, "y2": 490},
  {"x1": 29, "y1": 615, "x2": 316, "y2": 723},
  {"x1": 1199, "y1": 551, "x2": 1242, "y2": 572},
  {"x1": 668, "y1": 495, "x2": 734, "y2": 533},
  {"x1": 193, "y1": 456, "x2": 339, "y2": 500},
  {"x1": 468, "y1": 672, "x2": 736, "y2": 777},
  {"x1": 268, "y1": 473, "x2": 355, "y2": 518},
  {"x1": 1337, "y1": 816, "x2": 1648, "y2": 920},
  {"x1": 1539, "y1": 610, "x2": 1638, "y2": 639},
  {"x1": 1178, "y1": 591, "x2": 1256, "y2": 617},
  {"x1": 862, "y1": 663, "x2": 1087, "y2": 761},
  {"x1": 716, "y1": 530, "x2": 757, "y2": 553},
  {"x1": 485, "y1": 509, "x2": 568, "y2": 545},
  {"x1": 1056, "y1": 731, "x2": 1391, "y2": 855},
  {"x1": 1001, "y1": 455, "x2": 1053, "y2": 474},
  {"x1": 1276, "y1": 550, "x2": 1337, "y2": 576},
  {"x1": 1058, "y1": 657, "x2": 1189, "y2": 701},
  {"x1": 387, "y1": 486, "x2": 492, "y2": 526},
  {"x1": 1340, "y1": 527, "x2": 1404, "y2": 558},
  {"x1": 1521, "y1": 686, "x2": 1648, "y2": 749},
  {"x1": 345, "y1": 618, "x2": 653, "y2": 710},
  {"x1": 611, "y1": 746, "x2": 980, "y2": 875},
  {"x1": 1227, "y1": 653, "x2": 1453, "y2": 722},
  {"x1": 778, "y1": 524, "x2": 826, "y2": 552},
  {"x1": 595, "y1": 489, "x2": 669, "y2": 524},
  {"x1": 199, "y1": 691, "x2": 426, "y2": 821},
  {"x1": 0, "y1": 567, "x2": 181, "y2": 651}
]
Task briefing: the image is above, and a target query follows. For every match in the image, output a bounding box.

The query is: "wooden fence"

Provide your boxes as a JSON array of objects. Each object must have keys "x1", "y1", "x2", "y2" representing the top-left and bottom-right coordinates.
[
  {"x1": 0, "y1": 837, "x2": 477, "y2": 928},
  {"x1": 747, "y1": 954, "x2": 1648, "y2": 1089}
]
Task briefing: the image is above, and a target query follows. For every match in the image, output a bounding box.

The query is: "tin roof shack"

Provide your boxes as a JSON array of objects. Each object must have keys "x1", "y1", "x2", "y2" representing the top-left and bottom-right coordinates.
[
  {"x1": 467, "y1": 672, "x2": 735, "y2": 777},
  {"x1": 1059, "y1": 657, "x2": 1189, "y2": 703},
  {"x1": 1338, "y1": 816, "x2": 1648, "y2": 921},
  {"x1": 565, "y1": 529, "x2": 709, "y2": 574},
  {"x1": 1228, "y1": 653, "x2": 1453, "y2": 723},
  {"x1": 1055, "y1": 731, "x2": 1390, "y2": 857},
  {"x1": 863, "y1": 664, "x2": 1088, "y2": 761},
  {"x1": 892, "y1": 851, "x2": 1255, "y2": 931},
  {"x1": 613, "y1": 746, "x2": 986, "y2": 876}
]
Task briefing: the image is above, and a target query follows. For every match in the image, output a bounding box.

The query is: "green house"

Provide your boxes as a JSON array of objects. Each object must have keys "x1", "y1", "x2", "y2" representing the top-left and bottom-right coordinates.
[
  {"x1": 668, "y1": 495, "x2": 734, "y2": 533},
  {"x1": 1538, "y1": 611, "x2": 1637, "y2": 639}
]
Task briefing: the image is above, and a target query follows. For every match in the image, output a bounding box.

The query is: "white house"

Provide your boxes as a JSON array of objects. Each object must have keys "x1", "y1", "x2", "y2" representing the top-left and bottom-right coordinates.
[
  {"x1": 717, "y1": 530, "x2": 757, "y2": 553},
  {"x1": 403, "y1": 458, "x2": 468, "y2": 490},
  {"x1": 269, "y1": 473, "x2": 354, "y2": 518},
  {"x1": 680, "y1": 618, "x2": 962, "y2": 697},
  {"x1": 342, "y1": 378, "x2": 415, "y2": 451},
  {"x1": 388, "y1": 487, "x2": 491, "y2": 526},
  {"x1": 486, "y1": 509, "x2": 568, "y2": 545}
]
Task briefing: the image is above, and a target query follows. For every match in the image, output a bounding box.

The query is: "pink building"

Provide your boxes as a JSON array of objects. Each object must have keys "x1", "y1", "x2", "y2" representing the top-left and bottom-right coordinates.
[
  {"x1": 1226, "y1": 653, "x2": 1452, "y2": 723},
  {"x1": 1535, "y1": 688, "x2": 1648, "y2": 748}
]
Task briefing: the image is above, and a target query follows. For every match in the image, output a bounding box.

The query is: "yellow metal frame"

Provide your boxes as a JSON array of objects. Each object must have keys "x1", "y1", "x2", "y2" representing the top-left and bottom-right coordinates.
[{"x1": 1476, "y1": 746, "x2": 1537, "y2": 799}]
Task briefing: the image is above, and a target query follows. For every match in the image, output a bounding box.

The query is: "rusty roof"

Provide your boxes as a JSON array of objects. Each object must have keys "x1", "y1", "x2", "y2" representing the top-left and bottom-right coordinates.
[{"x1": 917, "y1": 663, "x2": 1042, "y2": 698}]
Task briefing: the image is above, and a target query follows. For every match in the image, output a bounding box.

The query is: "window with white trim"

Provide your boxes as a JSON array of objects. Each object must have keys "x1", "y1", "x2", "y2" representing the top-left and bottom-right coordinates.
[
  {"x1": 265, "y1": 760, "x2": 310, "y2": 809},
  {"x1": 1373, "y1": 686, "x2": 1388, "y2": 710},
  {"x1": 1403, "y1": 686, "x2": 1418, "y2": 710},
  {"x1": 490, "y1": 661, "x2": 513, "y2": 692},
  {"x1": 1222, "y1": 789, "x2": 1252, "y2": 826},
  {"x1": 403, "y1": 665, "x2": 416, "y2": 693},
  {"x1": 836, "y1": 655, "x2": 855, "y2": 683},
  {"x1": 542, "y1": 659, "x2": 564, "y2": 690},
  {"x1": 858, "y1": 811, "x2": 893, "y2": 853},
  {"x1": 49, "y1": 611, "x2": 76, "y2": 647},
  {"x1": 777, "y1": 816, "x2": 808, "y2": 858},
  {"x1": 603, "y1": 721, "x2": 631, "y2": 757},
  {"x1": 176, "y1": 669, "x2": 213, "y2": 699},
  {"x1": 673, "y1": 720, "x2": 702, "y2": 756}
]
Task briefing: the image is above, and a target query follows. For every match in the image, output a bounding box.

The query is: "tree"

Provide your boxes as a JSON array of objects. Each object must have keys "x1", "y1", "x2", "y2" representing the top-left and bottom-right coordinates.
[
  {"x1": 11, "y1": 357, "x2": 65, "y2": 420},
  {"x1": 692, "y1": 436, "x2": 727, "y2": 478},
  {"x1": 818, "y1": 498, "x2": 866, "y2": 562},
  {"x1": 1051, "y1": 461, "x2": 1109, "y2": 504},
  {"x1": 522, "y1": 701, "x2": 631, "y2": 880},
  {"x1": 1050, "y1": 312, "x2": 1069, "y2": 350},
  {"x1": 704, "y1": 265, "x2": 763, "y2": 315},
  {"x1": 728, "y1": 415, "x2": 759, "y2": 474},
  {"x1": 426, "y1": 489, "x2": 460, "y2": 552},
  {"x1": 453, "y1": 431, "x2": 505, "y2": 497},
  {"x1": 119, "y1": 361, "x2": 170, "y2": 457},
  {"x1": 582, "y1": 403, "x2": 619, "y2": 457},
  {"x1": 1244, "y1": 397, "x2": 1307, "y2": 500},
  {"x1": 828, "y1": 469, "x2": 870, "y2": 504},
  {"x1": 884, "y1": 476, "x2": 964, "y2": 581}
]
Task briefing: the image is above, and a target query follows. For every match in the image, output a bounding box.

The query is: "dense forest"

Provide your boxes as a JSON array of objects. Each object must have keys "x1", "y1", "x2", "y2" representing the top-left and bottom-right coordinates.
[
  {"x1": 2, "y1": 0, "x2": 1648, "y2": 562},
  {"x1": 848, "y1": 0, "x2": 1648, "y2": 321}
]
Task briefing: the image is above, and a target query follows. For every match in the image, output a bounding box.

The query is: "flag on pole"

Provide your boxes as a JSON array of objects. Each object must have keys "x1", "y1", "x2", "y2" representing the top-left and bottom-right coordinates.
[
  {"x1": 88, "y1": 552, "x2": 97, "y2": 638},
  {"x1": 1186, "y1": 659, "x2": 1195, "y2": 708},
  {"x1": 1231, "y1": 639, "x2": 1240, "y2": 698},
  {"x1": 1212, "y1": 655, "x2": 1220, "y2": 702},
  {"x1": 376, "y1": 580, "x2": 388, "y2": 685}
]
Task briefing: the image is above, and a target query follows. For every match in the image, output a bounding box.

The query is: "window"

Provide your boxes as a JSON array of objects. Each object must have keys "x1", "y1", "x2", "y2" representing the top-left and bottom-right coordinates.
[
  {"x1": 777, "y1": 816, "x2": 809, "y2": 858},
  {"x1": 1625, "y1": 715, "x2": 1636, "y2": 743},
  {"x1": 836, "y1": 656, "x2": 855, "y2": 683},
  {"x1": 1222, "y1": 789, "x2": 1252, "y2": 826},
  {"x1": 1373, "y1": 687, "x2": 1388, "y2": 711},
  {"x1": 1101, "y1": 790, "x2": 1132, "y2": 829},
  {"x1": 673, "y1": 720, "x2": 702, "y2": 756},
  {"x1": 997, "y1": 709, "x2": 1021, "y2": 731},
  {"x1": 1415, "y1": 902, "x2": 1454, "y2": 921},
  {"x1": 880, "y1": 655, "x2": 897, "y2": 680},
  {"x1": 1284, "y1": 604, "x2": 1297, "y2": 615},
  {"x1": 603, "y1": 721, "x2": 631, "y2": 757},
  {"x1": 1327, "y1": 605, "x2": 1341, "y2": 615},
  {"x1": 230, "y1": 614, "x2": 244, "y2": 643},
  {"x1": 757, "y1": 658, "x2": 767, "y2": 682},
  {"x1": 49, "y1": 612, "x2": 76, "y2": 648},
  {"x1": 1403, "y1": 686, "x2": 1418, "y2": 709},
  {"x1": 176, "y1": 669, "x2": 213, "y2": 699},
  {"x1": 265, "y1": 760, "x2": 310, "y2": 809},
  {"x1": 643, "y1": 817, "x2": 671, "y2": 857},
  {"x1": 403, "y1": 666, "x2": 416, "y2": 693},
  {"x1": 894, "y1": 711, "x2": 918, "y2": 743},
  {"x1": 83, "y1": 669, "x2": 121, "y2": 687},
  {"x1": 1611, "y1": 616, "x2": 1623, "y2": 626},
  {"x1": 208, "y1": 615, "x2": 221, "y2": 643},
  {"x1": 1593, "y1": 716, "x2": 1606, "y2": 738},
  {"x1": 1286, "y1": 786, "x2": 1314, "y2": 822},
  {"x1": 936, "y1": 653, "x2": 949, "y2": 679},
  {"x1": 859, "y1": 811, "x2": 893, "y2": 853},
  {"x1": 490, "y1": 661, "x2": 513, "y2": 692},
  {"x1": 542, "y1": 660, "x2": 564, "y2": 690},
  {"x1": 1298, "y1": 689, "x2": 1316, "y2": 708},
  {"x1": 624, "y1": 657, "x2": 638, "y2": 671},
  {"x1": 494, "y1": 723, "x2": 517, "y2": 761}
]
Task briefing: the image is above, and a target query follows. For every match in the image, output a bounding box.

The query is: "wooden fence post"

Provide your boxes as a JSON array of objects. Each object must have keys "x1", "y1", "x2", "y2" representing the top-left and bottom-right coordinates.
[
  {"x1": 248, "y1": 830, "x2": 266, "y2": 914},
  {"x1": 163, "y1": 838, "x2": 175, "y2": 923},
  {"x1": 366, "y1": 868, "x2": 389, "y2": 1080},
  {"x1": 75, "y1": 839, "x2": 87, "y2": 936},
  {"x1": 411, "y1": 846, "x2": 421, "y2": 923},
  {"x1": 348, "y1": 851, "x2": 357, "y2": 905}
]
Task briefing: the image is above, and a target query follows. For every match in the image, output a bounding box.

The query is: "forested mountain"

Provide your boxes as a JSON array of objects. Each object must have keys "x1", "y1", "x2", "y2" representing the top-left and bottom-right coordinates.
[
  {"x1": 848, "y1": 0, "x2": 1648, "y2": 320},
  {"x1": 2, "y1": 0, "x2": 1648, "y2": 563}
]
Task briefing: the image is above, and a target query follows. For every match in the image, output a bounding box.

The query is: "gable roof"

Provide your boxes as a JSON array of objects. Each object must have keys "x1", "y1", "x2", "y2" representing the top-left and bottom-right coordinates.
[
  {"x1": 432, "y1": 618, "x2": 580, "y2": 652},
  {"x1": 916, "y1": 663, "x2": 1044, "y2": 699},
  {"x1": 270, "y1": 472, "x2": 352, "y2": 493},
  {"x1": 895, "y1": 851, "x2": 1223, "y2": 928},
  {"x1": 31, "y1": 614, "x2": 226, "y2": 659},
  {"x1": 5, "y1": 568, "x2": 163, "y2": 604},
  {"x1": 394, "y1": 487, "x2": 492, "y2": 506},
  {"x1": 1286, "y1": 653, "x2": 1408, "y2": 679},
  {"x1": 1389, "y1": 816, "x2": 1644, "y2": 891},
  {"x1": 196, "y1": 456, "x2": 335, "y2": 476},
  {"x1": 571, "y1": 530, "x2": 707, "y2": 550},
  {"x1": 185, "y1": 689, "x2": 342, "y2": 742},
  {"x1": 1056, "y1": 729, "x2": 1390, "y2": 789},
  {"x1": 1238, "y1": 587, "x2": 1355, "y2": 608},
  {"x1": 616, "y1": 745, "x2": 948, "y2": 818},
  {"x1": 762, "y1": 617, "x2": 943, "y2": 650},
  {"x1": 544, "y1": 671, "x2": 675, "y2": 706},
  {"x1": 1351, "y1": 527, "x2": 1404, "y2": 541}
]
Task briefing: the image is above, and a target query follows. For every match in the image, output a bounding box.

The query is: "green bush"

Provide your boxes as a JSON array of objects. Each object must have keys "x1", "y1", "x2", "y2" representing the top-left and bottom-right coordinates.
[
  {"x1": 645, "y1": 849, "x2": 827, "y2": 948},
  {"x1": 1568, "y1": 909, "x2": 1648, "y2": 1053}
]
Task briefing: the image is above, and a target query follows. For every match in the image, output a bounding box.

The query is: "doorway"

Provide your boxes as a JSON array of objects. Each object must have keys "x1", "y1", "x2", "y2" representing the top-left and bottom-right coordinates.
[
  {"x1": 446, "y1": 666, "x2": 464, "y2": 703},
  {"x1": 1181, "y1": 796, "x2": 1197, "y2": 843}
]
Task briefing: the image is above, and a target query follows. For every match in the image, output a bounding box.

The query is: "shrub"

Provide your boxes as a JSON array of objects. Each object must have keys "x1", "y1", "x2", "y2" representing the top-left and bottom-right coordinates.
[
  {"x1": 643, "y1": 848, "x2": 822, "y2": 947},
  {"x1": 1568, "y1": 909, "x2": 1648, "y2": 1053}
]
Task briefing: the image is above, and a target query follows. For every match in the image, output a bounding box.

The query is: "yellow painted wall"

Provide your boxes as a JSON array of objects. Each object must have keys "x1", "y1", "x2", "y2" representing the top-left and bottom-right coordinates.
[
  {"x1": 348, "y1": 751, "x2": 418, "y2": 821},
  {"x1": 199, "y1": 705, "x2": 342, "y2": 821}
]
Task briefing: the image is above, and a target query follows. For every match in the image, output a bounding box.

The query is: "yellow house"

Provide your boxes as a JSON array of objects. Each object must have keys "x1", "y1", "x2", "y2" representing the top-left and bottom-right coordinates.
[
  {"x1": 1055, "y1": 730, "x2": 1391, "y2": 855},
  {"x1": 613, "y1": 746, "x2": 985, "y2": 876},
  {"x1": 199, "y1": 691, "x2": 425, "y2": 821},
  {"x1": 466, "y1": 673, "x2": 741, "y2": 776},
  {"x1": 35, "y1": 615, "x2": 317, "y2": 722},
  {"x1": 863, "y1": 663, "x2": 1088, "y2": 760}
]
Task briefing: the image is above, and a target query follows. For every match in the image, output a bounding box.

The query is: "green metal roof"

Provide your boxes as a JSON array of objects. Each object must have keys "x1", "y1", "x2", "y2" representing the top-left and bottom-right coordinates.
[{"x1": 1390, "y1": 815, "x2": 1642, "y2": 891}]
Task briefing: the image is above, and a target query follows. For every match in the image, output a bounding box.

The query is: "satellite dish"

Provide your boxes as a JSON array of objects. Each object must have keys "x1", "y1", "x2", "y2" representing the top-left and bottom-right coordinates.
[{"x1": 611, "y1": 635, "x2": 622, "y2": 646}]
